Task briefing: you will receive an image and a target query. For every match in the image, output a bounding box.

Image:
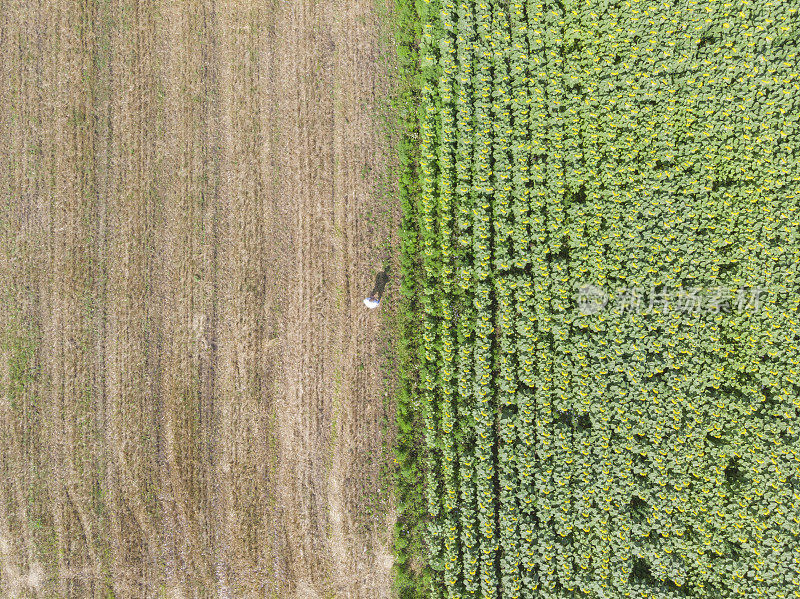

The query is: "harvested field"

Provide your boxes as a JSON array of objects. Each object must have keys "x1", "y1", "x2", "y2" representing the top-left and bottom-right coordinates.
[{"x1": 0, "y1": 1, "x2": 401, "y2": 598}]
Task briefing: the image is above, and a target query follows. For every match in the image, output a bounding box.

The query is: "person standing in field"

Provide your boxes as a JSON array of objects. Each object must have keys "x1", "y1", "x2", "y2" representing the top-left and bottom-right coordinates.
[{"x1": 364, "y1": 269, "x2": 389, "y2": 309}]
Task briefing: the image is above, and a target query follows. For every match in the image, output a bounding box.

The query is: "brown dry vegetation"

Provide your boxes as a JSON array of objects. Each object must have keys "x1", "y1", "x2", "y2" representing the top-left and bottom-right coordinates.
[{"x1": 0, "y1": 1, "x2": 401, "y2": 597}]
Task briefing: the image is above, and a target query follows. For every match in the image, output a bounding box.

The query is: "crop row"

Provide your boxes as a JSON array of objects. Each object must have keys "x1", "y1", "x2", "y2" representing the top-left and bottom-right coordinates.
[{"x1": 400, "y1": 0, "x2": 800, "y2": 598}]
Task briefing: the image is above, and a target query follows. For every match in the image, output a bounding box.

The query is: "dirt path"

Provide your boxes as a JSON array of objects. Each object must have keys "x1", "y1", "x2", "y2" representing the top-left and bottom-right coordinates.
[
  {"x1": 0, "y1": 0, "x2": 400, "y2": 597},
  {"x1": 269, "y1": 0, "x2": 398, "y2": 596}
]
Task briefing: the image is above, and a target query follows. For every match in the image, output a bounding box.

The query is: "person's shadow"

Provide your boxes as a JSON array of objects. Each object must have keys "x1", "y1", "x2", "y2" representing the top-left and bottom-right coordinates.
[{"x1": 369, "y1": 267, "x2": 390, "y2": 301}]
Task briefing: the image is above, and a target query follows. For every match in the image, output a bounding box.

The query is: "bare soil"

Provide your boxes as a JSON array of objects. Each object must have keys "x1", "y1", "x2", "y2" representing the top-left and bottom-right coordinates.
[{"x1": 0, "y1": 1, "x2": 401, "y2": 597}]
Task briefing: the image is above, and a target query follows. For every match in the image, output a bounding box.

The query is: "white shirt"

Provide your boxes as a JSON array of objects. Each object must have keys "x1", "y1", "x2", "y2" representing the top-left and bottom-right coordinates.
[{"x1": 364, "y1": 297, "x2": 380, "y2": 309}]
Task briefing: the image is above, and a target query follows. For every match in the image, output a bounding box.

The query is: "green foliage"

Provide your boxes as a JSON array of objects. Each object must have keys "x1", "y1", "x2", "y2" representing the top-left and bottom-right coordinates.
[
  {"x1": 399, "y1": 0, "x2": 800, "y2": 597},
  {"x1": 391, "y1": 0, "x2": 435, "y2": 597}
]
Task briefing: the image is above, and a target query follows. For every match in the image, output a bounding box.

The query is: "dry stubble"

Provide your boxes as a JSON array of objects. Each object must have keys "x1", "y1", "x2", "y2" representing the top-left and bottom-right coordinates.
[{"x1": 0, "y1": 0, "x2": 401, "y2": 598}]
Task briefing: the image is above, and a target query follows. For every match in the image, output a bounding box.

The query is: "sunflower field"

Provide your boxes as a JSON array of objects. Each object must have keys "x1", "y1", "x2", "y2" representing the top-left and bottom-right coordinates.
[{"x1": 393, "y1": 0, "x2": 800, "y2": 597}]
